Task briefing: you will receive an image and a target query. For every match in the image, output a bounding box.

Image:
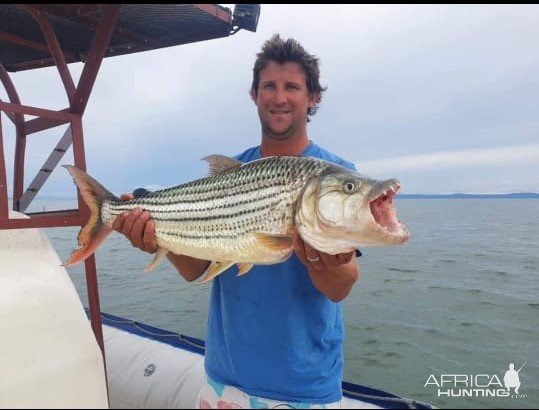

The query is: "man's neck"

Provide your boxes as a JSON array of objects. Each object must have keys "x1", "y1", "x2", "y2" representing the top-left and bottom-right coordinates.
[{"x1": 259, "y1": 134, "x2": 311, "y2": 157}]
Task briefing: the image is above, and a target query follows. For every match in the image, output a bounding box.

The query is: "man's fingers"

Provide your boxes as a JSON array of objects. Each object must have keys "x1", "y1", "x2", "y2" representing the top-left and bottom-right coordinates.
[
  {"x1": 143, "y1": 219, "x2": 157, "y2": 253},
  {"x1": 130, "y1": 210, "x2": 149, "y2": 249},
  {"x1": 319, "y1": 252, "x2": 334, "y2": 267},
  {"x1": 304, "y1": 241, "x2": 320, "y2": 262},
  {"x1": 112, "y1": 206, "x2": 157, "y2": 253},
  {"x1": 304, "y1": 242, "x2": 326, "y2": 270},
  {"x1": 293, "y1": 234, "x2": 310, "y2": 265},
  {"x1": 121, "y1": 208, "x2": 142, "y2": 237},
  {"x1": 294, "y1": 235, "x2": 353, "y2": 270},
  {"x1": 337, "y1": 252, "x2": 353, "y2": 264},
  {"x1": 112, "y1": 211, "x2": 126, "y2": 232},
  {"x1": 120, "y1": 193, "x2": 134, "y2": 201}
]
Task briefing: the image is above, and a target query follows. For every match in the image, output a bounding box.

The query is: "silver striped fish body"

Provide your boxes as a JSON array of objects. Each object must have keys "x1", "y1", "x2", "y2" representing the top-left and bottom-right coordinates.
[{"x1": 101, "y1": 156, "x2": 332, "y2": 264}]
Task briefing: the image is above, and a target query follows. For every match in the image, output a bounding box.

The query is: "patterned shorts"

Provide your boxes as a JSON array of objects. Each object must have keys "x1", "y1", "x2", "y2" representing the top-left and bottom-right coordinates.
[{"x1": 196, "y1": 376, "x2": 342, "y2": 409}]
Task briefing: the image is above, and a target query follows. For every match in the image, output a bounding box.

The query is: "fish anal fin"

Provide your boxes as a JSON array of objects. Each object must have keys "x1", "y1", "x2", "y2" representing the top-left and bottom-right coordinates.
[
  {"x1": 144, "y1": 247, "x2": 169, "y2": 273},
  {"x1": 201, "y1": 155, "x2": 243, "y2": 176},
  {"x1": 236, "y1": 263, "x2": 254, "y2": 277},
  {"x1": 252, "y1": 232, "x2": 294, "y2": 252},
  {"x1": 198, "y1": 261, "x2": 235, "y2": 284}
]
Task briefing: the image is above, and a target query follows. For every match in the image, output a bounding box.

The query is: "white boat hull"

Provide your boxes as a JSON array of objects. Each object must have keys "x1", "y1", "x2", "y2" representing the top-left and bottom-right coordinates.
[{"x1": 101, "y1": 311, "x2": 432, "y2": 409}]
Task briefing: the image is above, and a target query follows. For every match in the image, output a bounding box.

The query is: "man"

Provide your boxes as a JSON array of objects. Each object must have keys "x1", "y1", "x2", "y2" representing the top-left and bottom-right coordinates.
[
  {"x1": 113, "y1": 34, "x2": 360, "y2": 409},
  {"x1": 504, "y1": 362, "x2": 523, "y2": 394}
]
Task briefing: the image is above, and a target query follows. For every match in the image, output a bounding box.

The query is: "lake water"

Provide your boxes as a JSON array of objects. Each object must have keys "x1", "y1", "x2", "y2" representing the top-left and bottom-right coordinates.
[{"x1": 26, "y1": 198, "x2": 538, "y2": 409}]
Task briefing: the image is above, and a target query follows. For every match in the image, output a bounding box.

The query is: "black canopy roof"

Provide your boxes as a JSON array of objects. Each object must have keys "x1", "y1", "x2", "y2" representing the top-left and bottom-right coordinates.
[{"x1": 0, "y1": 4, "x2": 235, "y2": 72}]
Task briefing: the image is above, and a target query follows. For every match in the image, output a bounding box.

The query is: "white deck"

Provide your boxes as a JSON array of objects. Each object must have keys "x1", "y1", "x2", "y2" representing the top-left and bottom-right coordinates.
[{"x1": 0, "y1": 211, "x2": 108, "y2": 408}]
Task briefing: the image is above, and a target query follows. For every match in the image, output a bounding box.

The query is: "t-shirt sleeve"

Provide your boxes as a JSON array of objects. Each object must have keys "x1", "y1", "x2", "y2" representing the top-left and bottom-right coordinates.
[{"x1": 341, "y1": 159, "x2": 357, "y2": 172}]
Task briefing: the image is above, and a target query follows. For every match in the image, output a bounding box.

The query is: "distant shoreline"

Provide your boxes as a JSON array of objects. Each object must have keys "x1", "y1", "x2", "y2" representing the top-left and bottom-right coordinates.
[
  {"x1": 9, "y1": 193, "x2": 539, "y2": 200},
  {"x1": 397, "y1": 193, "x2": 539, "y2": 199}
]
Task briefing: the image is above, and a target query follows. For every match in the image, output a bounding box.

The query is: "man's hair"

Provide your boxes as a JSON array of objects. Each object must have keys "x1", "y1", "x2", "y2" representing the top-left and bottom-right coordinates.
[{"x1": 251, "y1": 34, "x2": 327, "y2": 121}]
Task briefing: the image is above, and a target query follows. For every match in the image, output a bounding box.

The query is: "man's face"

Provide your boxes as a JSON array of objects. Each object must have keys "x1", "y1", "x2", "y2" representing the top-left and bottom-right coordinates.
[{"x1": 252, "y1": 61, "x2": 317, "y2": 141}]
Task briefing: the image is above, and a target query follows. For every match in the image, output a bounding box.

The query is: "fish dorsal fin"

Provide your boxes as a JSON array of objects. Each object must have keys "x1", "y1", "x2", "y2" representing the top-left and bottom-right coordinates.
[{"x1": 201, "y1": 155, "x2": 243, "y2": 176}]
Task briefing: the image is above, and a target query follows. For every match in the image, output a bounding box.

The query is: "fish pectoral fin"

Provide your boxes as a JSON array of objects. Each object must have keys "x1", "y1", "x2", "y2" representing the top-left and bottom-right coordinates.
[
  {"x1": 198, "y1": 261, "x2": 236, "y2": 284},
  {"x1": 144, "y1": 247, "x2": 169, "y2": 273},
  {"x1": 252, "y1": 232, "x2": 294, "y2": 252},
  {"x1": 236, "y1": 263, "x2": 254, "y2": 277},
  {"x1": 201, "y1": 155, "x2": 243, "y2": 176}
]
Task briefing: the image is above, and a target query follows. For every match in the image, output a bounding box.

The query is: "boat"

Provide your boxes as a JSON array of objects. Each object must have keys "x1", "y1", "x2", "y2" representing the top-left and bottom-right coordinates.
[{"x1": 0, "y1": 5, "x2": 434, "y2": 409}]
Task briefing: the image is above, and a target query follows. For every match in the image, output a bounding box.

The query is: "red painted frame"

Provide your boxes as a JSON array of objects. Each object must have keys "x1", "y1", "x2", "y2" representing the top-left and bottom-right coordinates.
[
  {"x1": 0, "y1": 3, "x2": 236, "y2": 400},
  {"x1": 0, "y1": 6, "x2": 122, "y2": 391}
]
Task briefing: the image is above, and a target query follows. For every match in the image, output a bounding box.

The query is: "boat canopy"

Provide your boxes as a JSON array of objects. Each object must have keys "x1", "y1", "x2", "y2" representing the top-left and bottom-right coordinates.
[{"x1": 0, "y1": 4, "x2": 241, "y2": 72}]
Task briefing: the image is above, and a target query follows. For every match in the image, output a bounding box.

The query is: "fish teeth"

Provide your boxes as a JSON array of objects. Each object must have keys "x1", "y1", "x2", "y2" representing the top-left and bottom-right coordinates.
[{"x1": 381, "y1": 183, "x2": 399, "y2": 198}]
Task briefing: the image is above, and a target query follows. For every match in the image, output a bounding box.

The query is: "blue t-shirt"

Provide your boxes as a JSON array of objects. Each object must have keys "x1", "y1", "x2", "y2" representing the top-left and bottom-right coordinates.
[{"x1": 204, "y1": 141, "x2": 357, "y2": 403}]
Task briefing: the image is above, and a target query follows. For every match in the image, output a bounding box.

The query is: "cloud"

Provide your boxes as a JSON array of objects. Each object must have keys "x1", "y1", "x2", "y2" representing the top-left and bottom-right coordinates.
[
  {"x1": 3, "y1": 5, "x2": 539, "y2": 195},
  {"x1": 355, "y1": 144, "x2": 539, "y2": 175}
]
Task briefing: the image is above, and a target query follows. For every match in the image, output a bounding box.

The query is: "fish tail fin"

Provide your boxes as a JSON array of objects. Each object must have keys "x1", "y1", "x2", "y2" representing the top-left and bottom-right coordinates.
[{"x1": 62, "y1": 165, "x2": 118, "y2": 267}]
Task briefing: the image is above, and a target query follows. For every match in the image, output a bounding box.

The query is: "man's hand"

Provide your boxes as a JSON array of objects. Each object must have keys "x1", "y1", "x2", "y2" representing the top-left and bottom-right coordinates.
[
  {"x1": 294, "y1": 234, "x2": 354, "y2": 271},
  {"x1": 111, "y1": 193, "x2": 210, "y2": 282},
  {"x1": 294, "y1": 234, "x2": 359, "y2": 302},
  {"x1": 112, "y1": 193, "x2": 157, "y2": 254}
]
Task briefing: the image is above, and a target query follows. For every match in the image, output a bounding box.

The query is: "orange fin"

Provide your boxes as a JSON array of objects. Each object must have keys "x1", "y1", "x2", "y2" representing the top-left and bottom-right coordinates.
[
  {"x1": 62, "y1": 165, "x2": 117, "y2": 267},
  {"x1": 236, "y1": 263, "x2": 254, "y2": 277},
  {"x1": 63, "y1": 226, "x2": 112, "y2": 267},
  {"x1": 201, "y1": 155, "x2": 243, "y2": 176},
  {"x1": 252, "y1": 232, "x2": 294, "y2": 252},
  {"x1": 198, "y1": 261, "x2": 235, "y2": 284}
]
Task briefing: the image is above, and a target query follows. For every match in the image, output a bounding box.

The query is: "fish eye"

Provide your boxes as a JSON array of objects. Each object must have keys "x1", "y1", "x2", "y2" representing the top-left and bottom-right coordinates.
[{"x1": 343, "y1": 180, "x2": 358, "y2": 194}]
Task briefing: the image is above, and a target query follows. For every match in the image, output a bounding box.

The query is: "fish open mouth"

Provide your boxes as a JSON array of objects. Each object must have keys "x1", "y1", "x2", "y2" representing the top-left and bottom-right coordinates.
[{"x1": 369, "y1": 182, "x2": 409, "y2": 242}]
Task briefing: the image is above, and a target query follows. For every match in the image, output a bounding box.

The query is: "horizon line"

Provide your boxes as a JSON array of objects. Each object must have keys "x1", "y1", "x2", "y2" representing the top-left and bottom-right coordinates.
[{"x1": 9, "y1": 191, "x2": 539, "y2": 200}]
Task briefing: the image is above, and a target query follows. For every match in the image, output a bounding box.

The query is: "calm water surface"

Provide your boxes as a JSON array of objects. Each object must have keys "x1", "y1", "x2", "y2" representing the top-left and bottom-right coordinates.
[{"x1": 31, "y1": 198, "x2": 538, "y2": 409}]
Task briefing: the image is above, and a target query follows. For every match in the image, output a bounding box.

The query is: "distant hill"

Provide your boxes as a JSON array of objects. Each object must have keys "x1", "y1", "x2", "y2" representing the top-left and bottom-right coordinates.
[{"x1": 397, "y1": 192, "x2": 539, "y2": 199}]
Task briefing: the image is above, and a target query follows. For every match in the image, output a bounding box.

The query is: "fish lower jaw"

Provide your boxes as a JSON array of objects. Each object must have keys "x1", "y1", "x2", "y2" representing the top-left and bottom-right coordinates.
[
  {"x1": 368, "y1": 222, "x2": 410, "y2": 245},
  {"x1": 297, "y1": 227, "x2": 358, "y2": 255}
]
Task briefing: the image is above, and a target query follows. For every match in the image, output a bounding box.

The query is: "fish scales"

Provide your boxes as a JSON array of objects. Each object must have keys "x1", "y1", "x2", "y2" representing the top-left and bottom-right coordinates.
[
  {"x1": 101, "y1": 157, "x2": 331, "y2": 262},
  {"x1": 63, "y1": 155, "x2": 410, "y2": 281}
]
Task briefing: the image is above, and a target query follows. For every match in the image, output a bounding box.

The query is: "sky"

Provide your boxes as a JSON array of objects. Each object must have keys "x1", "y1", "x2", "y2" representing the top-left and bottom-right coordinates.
[{"x1": 2, "y1": 4, "x2": 539, "y2": 198}]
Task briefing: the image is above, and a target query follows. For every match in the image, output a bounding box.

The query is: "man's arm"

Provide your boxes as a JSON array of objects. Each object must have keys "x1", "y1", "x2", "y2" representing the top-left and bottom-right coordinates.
[
  {"x1": 111, "y1": 194, "x2": 210, "y2": 282},
  {"x1": 294, "y1": 235, "x2": 359, "y2": 302},
  {"x1": 166, "y1": 253, "x2": 210, "y2": 282}
]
